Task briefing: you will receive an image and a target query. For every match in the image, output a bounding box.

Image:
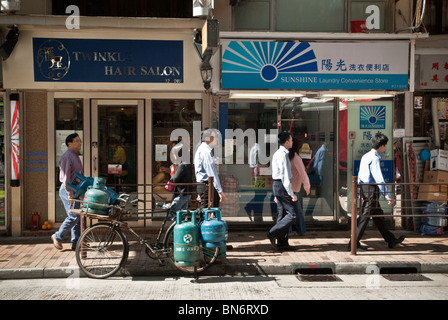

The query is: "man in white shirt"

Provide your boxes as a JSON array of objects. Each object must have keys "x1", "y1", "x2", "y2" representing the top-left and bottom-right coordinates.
[
  {"x1": 194, "y1": 128, "x2": 226, "y2": 208},
  {"x1": 267, "y1": 132, "x2": 297, "y2": 250},
  {"x1": 352, "y1": 133, "x2": 405, "y2": 251}
]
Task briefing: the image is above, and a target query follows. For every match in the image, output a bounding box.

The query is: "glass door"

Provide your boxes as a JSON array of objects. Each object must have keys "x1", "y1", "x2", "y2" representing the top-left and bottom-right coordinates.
[
  {"x1": 280, "y1": 98, "x2": 336, "y2": 222},
  {"x1": 91, "y1": 100, "x2": 144, "y2": 196}
]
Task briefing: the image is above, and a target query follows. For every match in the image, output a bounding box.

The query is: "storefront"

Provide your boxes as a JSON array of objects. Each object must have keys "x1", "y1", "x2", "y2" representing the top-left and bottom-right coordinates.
[
  {"x1": 0, "y1": 14, "x2": 426, "y2": 234},
  {"x1": 0, "y1": 17, "x2": 209, "y2": 235},
  {"x1": 213, "y1": 36, "x2": 414, "y2": 227}
]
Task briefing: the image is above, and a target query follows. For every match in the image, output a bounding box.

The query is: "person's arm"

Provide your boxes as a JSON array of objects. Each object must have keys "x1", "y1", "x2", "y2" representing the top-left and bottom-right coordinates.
[
  {"x1": 371, "y1": 157, "x2": 392, "y2": 200},
  {"x1": 59, "y1": 156, "x2": 74, "y2": 196},
  {"x1": 295, "y1": 155, "x2": 310, "y2": 195},
  {"x1": 280, "y1": 153, "x2": 296, "y2": 200},
  {"x1": 204, "y1": 152, "x2": 223, "y2": 193},
  {"x1": 170, "y1": 164, "x2": 184, "y2": 183}
]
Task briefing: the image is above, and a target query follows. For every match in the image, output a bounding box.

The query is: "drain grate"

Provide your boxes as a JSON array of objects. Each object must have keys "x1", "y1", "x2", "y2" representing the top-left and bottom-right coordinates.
[
  {"x1": 381, "y1": 274, "x2": 432, "y2": 281},
  {"x1": 296, "y1": 274, "x2": 343, "y2": 282},
  {"x1": 379, "y1": 267, "x2": 432, "y2": 281},
  {"x1": 295, "y1": 268, "x2": 342, "y2": 282}
]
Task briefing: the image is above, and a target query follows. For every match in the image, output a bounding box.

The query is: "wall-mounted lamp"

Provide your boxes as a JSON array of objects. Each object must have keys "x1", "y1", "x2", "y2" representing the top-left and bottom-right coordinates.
[
  {"x1": 200, "y1": 61, "x2": 213, "y2": 90},
  {"x1": 192, "y1": 18, "x2": 219, "y2": 91},
  {"x1": 0, "y1": 25, "x2": 20, "y2": 60}
]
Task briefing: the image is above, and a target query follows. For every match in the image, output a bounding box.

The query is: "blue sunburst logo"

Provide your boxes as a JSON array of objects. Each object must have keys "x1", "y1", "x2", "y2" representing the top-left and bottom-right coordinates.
[
  {"x1": 360, "y1": 106, "x2": 386, "y2": 129},
  {"x1": 222, "y1": 41, "x2": 318, "y2": 83}
]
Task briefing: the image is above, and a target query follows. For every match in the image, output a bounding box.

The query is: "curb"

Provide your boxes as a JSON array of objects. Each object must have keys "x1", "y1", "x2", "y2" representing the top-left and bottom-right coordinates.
[{"x1": 1, "y1": 261, "x2": 447, "y2": 279}]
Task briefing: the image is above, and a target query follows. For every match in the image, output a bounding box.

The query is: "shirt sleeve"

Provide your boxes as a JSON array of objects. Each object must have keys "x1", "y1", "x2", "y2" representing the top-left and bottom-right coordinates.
[
  {"x1": 371, "y1": 157, "x2": 391, "y2": 199},
  {"x1": 204, "y1": 151, "x2": 223, "y2": 193},
  {"x1": 170, "y1": 164, "x2": 184, "y2": 183},
  {"x1": 59, "y1": 156, "x2": 72, "y2": 192},
  {"x1": 295, "y1": 155, "x2": 310, "y2": 193},
  {"x1": 281, "y1": 153, "x2": 293, "y2": 196}
]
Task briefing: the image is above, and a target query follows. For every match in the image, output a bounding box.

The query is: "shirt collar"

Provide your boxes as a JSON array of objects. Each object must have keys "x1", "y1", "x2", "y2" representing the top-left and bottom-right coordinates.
[
  {"x1": 201, "y1": 142, "x2": 212, "y2": 152},
  {"x1": 372, "y1": 148, "x2": 381, "y2": 159},
  {"x1": 280, "y1": 145, "x2": 290, "y2": 154},
  {"x1": 68, "y1": 148, "x2": 79, "y2": 156}
]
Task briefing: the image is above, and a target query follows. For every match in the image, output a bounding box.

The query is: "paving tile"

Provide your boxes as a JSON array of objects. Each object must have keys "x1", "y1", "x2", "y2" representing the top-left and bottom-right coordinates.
[{"x1": 0, "y1": 230, "x2": 447, "y2": 275}]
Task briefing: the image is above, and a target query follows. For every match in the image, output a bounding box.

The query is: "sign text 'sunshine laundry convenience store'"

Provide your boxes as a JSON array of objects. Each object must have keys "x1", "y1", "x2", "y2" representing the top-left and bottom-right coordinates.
[{"x1": 221, "y1": 40, "x2": 409, "y2": 90}]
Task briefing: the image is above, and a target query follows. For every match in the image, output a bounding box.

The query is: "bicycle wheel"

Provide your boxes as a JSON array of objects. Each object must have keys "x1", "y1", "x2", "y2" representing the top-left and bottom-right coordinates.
[
  {"x1": 163, "y1": 222, "x2": 219, "y2": 274},
  {"x1": 76, "y1": 223, "x2": 129, "y2": 279}
]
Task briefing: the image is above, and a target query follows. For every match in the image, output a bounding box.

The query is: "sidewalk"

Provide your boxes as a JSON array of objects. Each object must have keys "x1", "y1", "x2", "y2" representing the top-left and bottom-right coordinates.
[{"x1": 1, "y1": 229, "x2": 448, "y2": 279}]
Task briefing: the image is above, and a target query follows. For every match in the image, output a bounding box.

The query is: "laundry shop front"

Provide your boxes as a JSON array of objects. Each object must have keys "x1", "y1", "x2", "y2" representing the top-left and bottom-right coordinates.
[
  {"x1": 213, "y1": 35, "x2": 414, "y2": 229},
  {"x1": 0, "y1": 16, "x2": 213, "y2": 235}
]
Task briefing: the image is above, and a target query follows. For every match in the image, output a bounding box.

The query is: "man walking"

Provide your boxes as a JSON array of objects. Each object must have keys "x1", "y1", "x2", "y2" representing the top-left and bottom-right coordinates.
[
  {"x1": 194, "y1": 128, "x2": 226, "y2": 208},
  {"x1": 51, "y1": 133, "x2": 83, "y2": 251},
  {"x1": 267, "y1": 132, "x2": 297, "y2": 250},
  {"x1": 352, "y1": 133, "x2": 405, "y2": 251}
]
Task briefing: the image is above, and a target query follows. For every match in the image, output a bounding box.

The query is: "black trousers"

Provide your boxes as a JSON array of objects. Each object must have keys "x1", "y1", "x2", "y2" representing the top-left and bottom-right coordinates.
[
  {"x1": 269, "y1": 180, "x2": 297, "y2": 246},
  {"x1": 197, "y1": 183, "x2": 220, "y2": 209},
  {"x1": 356, "y1": 184, "x2": 395, "y2": 244}
]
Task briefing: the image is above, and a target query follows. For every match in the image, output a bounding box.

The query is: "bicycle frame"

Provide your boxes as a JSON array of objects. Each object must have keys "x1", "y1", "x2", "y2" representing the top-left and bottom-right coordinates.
[{"x1": 70, "y1": 178, "x2": 219, "y2": 278}]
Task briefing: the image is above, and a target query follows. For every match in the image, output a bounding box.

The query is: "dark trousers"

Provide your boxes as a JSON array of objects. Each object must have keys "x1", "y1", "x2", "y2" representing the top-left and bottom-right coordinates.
[
  {"x1": 269, "y1": 180, "x2": 297, "y2": 246},
  {"x1": 356, "y1": 184, "x2": 395, "y2": 244},
  {"x1": 197, "y1": 183, "x2": 220, "y2": 209}
]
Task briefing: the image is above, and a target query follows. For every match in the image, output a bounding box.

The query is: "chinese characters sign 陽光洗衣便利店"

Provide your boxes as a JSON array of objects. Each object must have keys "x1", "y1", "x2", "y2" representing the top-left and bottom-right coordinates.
[{"x1": 221, "y1": 40, "x2": 409, "y2": 90}]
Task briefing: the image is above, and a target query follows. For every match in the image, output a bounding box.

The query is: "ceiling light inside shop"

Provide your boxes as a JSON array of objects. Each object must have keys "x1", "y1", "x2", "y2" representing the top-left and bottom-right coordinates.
[{"x1": 229, "y1": 91, "x2": 305, "y2": 99}]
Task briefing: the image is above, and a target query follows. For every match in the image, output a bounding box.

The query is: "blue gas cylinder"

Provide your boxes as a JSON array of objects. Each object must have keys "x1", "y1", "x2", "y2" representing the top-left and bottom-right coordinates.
[
  {"x1": 66, "y1": 172, "x2": 94, "y2": 199},
  {"x1": 201, "y1": 208, "x2": 227, "y2": 258},
  {"x1": 174, "y1": 210, "x2": 200, "y2": 267},
  {"x1": 82, "y1": 177, "x2": 111, "y2": 215}
]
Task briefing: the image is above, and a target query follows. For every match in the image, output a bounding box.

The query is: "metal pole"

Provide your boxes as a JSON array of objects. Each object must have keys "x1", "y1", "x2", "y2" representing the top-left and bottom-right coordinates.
[
  {"x1": 350, "y1": 176, "x2": 357, "y2": 255},
  {"x1": 208, "y1": 176, "x2": 213, "y2": 209}
]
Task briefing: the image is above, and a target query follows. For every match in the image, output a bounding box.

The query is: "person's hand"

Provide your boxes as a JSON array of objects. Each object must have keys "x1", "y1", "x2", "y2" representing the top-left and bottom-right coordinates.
[
  {"x1": 274, "y1": 197, "x2": 278, "y2": 204},
  {"x1": 387, "y1": 197, "x2": 395, "y2": 205},
  {"x1": 305, "y1": 187, "x2": 310, "y2": 196},
  {"x1": 219, "y1": 192, "x2": 226, "y2": 203},
  {"x1": 291, "y1": 194, "x2": 297, "y2": 202}
]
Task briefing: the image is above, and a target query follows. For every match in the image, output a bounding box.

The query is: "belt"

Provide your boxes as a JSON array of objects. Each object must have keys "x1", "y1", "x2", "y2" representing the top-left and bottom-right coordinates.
[{"x1": 273, "y1": 179, "x2": 282, "y2": 182}]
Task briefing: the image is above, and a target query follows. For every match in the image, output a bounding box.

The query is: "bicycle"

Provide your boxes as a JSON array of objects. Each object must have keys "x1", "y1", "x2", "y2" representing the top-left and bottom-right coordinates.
[{"x1": 69, "y1": 187, "x2": 220, "y2": 279}]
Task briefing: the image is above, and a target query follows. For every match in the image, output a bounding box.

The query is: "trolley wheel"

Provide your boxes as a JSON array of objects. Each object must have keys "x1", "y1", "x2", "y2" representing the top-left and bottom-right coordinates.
[
  {"x1": 76, "y1": 223, "x2": 129, "y2": 279},
  {"x1": 163, "y1": 222, "x2": 219, "y2": 274}
]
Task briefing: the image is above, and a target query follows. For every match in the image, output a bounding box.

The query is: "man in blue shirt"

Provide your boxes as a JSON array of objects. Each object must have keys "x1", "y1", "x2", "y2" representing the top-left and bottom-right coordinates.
[
  {"x1": 351, "y1": 133, "x2": 405, "y2": 251},
  {"x1": 194, "y1": 128, "x2": 226, "y2": 208},
  {"x1": 267, "y1": 132, "x2": 297, "y2": 250}
]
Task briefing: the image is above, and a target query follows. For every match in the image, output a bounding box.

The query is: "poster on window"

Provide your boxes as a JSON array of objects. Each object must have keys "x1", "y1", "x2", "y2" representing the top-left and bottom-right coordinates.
[
  {"x1": 346, "y1": 101, "x2": 393, "y2": 214},
  {"x1": 417, "y1": 55, "x2": 448, "y2": 90}
]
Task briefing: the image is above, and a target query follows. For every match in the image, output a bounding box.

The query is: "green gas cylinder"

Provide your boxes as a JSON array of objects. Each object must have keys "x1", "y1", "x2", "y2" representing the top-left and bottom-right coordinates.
[
  {"x1": 82, "y1": 177, "x2": 110, "y2": 215},
  {"x1": 173, "y1": 210, "x2": 200, "y2": 266}
]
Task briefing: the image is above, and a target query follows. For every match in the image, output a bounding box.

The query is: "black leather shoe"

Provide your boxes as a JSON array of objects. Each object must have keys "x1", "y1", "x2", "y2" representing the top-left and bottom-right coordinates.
[
  {"x1": 267, "y1": 232, "x2": 277, "y2": 249},
  {"x1": 388, "y1": 235, "x2": 405, "y2": 248},
  {"x1": 278, "y1": 245, "x2": 296, "y2": 251}
]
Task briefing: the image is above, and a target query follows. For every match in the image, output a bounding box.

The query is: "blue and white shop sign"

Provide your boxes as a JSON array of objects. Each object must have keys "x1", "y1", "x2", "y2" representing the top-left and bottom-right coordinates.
[{"x1": 221, "y1": 40, "x2": 409, "y2": 90}]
